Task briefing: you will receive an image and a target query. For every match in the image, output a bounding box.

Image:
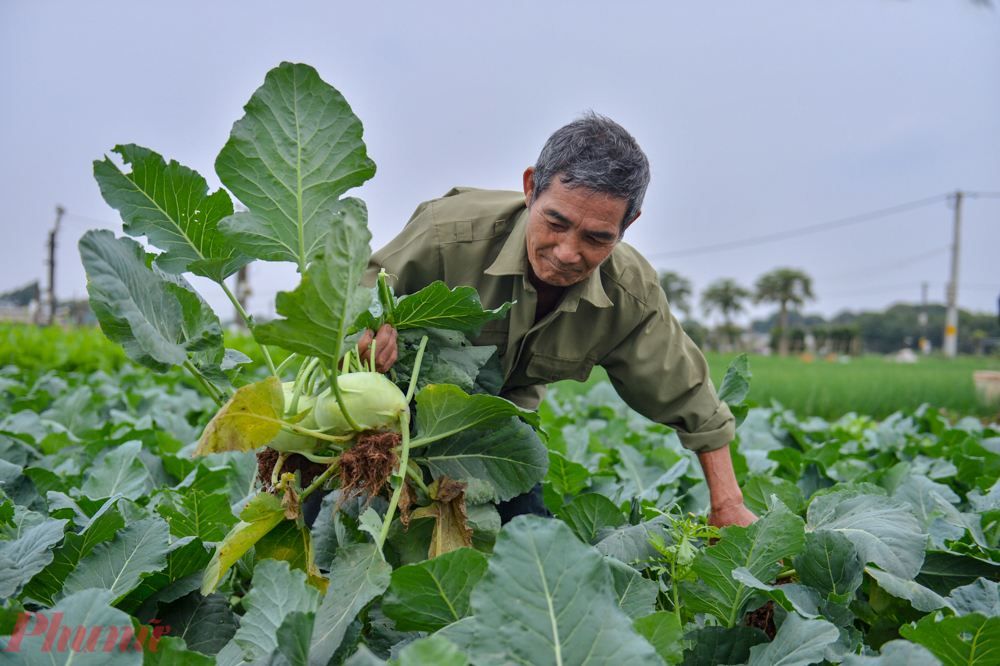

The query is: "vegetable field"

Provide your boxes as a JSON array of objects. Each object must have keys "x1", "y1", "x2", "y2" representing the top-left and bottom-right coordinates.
[{"x1": 2, "y1": 62, "x2": 1000, "y2": 666}]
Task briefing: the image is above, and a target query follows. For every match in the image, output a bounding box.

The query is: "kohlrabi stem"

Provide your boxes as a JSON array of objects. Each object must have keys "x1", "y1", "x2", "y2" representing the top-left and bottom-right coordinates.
[
  {"x1": 377, "y1": 269, "x2": 395, "y2": 327},
  {"x1": 671, "y1": 560, "x2": 682, "y2": 626},
  {"x1": 405, "y1": 463, "x2": 428, "y2": 495},
  {"x1": 378, "y1": 410, "x2": 411, "y2": 549},
  {"x1": 219, "y1": 279, "x2": 276, "y2": 376},
  {"x1": 275, "y1": 353, "x2": 298, "y2": 377},
  {"x1": 278, "y1": 423, "x2": 353, "y2": 444},
  {"x1": 290, "y1": 357, "x2": 320, "y2": 415},
  {"x1": 405, "y1": 336, "x2": 429, "y2": 403},
  {"x1": 183, "y1": 360, "x2": 223, "y2": 407},
  {"x1": 299, "y1": 461, "x2": 339, "y2": 504},
  {"x1": 272, "y1": 452, "x2": 290, "y2": 488},
  {"x1": 368, "y1": 339, "x2": 377, "y2": 373},
  {"x1": 329, "y1": 361, "x2": 363, "y2": 432}
]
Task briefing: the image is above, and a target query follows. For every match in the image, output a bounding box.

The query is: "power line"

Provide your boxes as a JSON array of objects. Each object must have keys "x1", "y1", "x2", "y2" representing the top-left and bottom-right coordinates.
[
  {"x1": 647, "y1": 193, "x2": 951, "y2": 260},
  {"x1": 819, "y1": 245, "x2": 950, "y2": 283}
]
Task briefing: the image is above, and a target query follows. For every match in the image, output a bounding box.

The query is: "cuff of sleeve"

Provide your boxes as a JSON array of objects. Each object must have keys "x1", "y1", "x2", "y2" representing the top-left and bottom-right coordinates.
[{"x1": 675, "y1": 402, "x2": 736, "y2": 454}]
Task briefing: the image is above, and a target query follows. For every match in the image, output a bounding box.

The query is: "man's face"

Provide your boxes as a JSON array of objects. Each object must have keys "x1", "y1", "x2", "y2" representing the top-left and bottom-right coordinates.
[{"x1": 522, "y1": 167, "x2": 631, "y2": 288}]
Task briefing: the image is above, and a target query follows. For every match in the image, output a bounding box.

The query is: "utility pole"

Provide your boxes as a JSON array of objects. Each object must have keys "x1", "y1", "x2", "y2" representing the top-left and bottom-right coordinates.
[
  {"x1": 235, "y1": 265, "x2": 250, "y2": 327},
  {"x1": 943, "y1": 190, "x2": 962, "y2": 357},
  {"x1": 919, "y1": 282, "x2": 929, "y2": 354},
  {"x1": 46, "y1": 206, "x2": 65, "y2": 326}
]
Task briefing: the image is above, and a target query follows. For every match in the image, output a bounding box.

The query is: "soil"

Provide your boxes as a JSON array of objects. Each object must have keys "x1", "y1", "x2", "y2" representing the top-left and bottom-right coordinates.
[
  {"x1": 256, "y1": 448, "x2": 330, "y2": 491},
  {"x1": 742, "y1": 576, "x2": 792, "y2": 640},
  {"x1": 337, "y1": 431, "x2": 400, "y2": 505}
]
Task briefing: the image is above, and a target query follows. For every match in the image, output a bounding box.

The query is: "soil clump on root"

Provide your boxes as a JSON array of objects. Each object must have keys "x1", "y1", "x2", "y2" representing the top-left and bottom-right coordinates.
[
  {"x1": 256, "y1": 449, "x2": 330, "y2": 491},
  {"x1": 338, "y1": 431, "x2": 400, "y2": 506}
]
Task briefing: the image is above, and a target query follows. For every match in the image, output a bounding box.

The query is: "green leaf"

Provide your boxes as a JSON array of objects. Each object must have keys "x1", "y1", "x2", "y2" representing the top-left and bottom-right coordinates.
[
  {"x1": 807, "y1": 491, "x2": 927, "y2": 579},
  {"x1": 156, "y1": 488, "x2": 238, "y2": 542},
  {"x1": 545, "y1": 450, "x2": 591, "y2": 496},
  {"x1": 893, "y1": 475, "x2": 961, "y2": 531},
  {"x1": 253, "y1": 199, "x2": 371, "y2": 363},
  {"x1": 120, "y1": 537, "x2": 212, "y2": 616},
  {"x1": 201, "y1": 493, "x2": 286, "y2": 594},
  {"x1": 79, "y1": 229, "x2": 224, "y2": 373},
  {"x1": 680, "y1": 626, "x2": 769, "y2": 666},
  {"x1": 742, "y1": 475, "x2": 805, "y2": 516},
  {"x1": 396, "y1": 635, "x2": 468, "y2": 666},
  {"x1": 559, "y1": 493, "x2": 626, "y2": 544},
  {"x1": 81, "y1": 440, "x2": 150, "y2": 500},
  {"x1": 947, "y1": 578, "x2": 1000, "y2": 617},
  {"x1": 142, "y1": 637, "x2": 216, "y2": 666},
  {"x1": 717, "y1": 353, "x2": 751, "y2": 406},
  {"x1": 901, "y1": 612, "x2": 1000, "y2": 666},
  {"x1": 917, "y1": 551, "x2": 1000, "y2": 596},
  {"x1": 94, "y1": 144, "x2": 250, "y2": 281},
  {"x1": 793, "y1": 529, "x2": 864, "y2": 601},
  {"x1": 1, "y1": 588, "x2": 138, "y2": 665},
  {"x1": 745, "y1": 612, "x2": 839, "y2": 666},
  {"x1": 193, "y1": 376, "x2": 285, "y2": 457},
  {"x1": 417, "y1": 416, "x2": 548, "y2": 502},
  {"x1": 414, "y1": 384, "x2": 541, "y2": 443},
  {"x1": 614, "y1": 443, "x2": 667, "y2": 500},
  {"x1": 732, "y1": 567, "x2": 823, "y2": 618},
  {"x1": 0, "y1": 516, "x2": 67, "y2": 598},
  {"x1": 234, "y1": 559, "x2": 321, "y2": 661},
  {"x1": 391, "y1": 282, "x2": 512, "y2": 336},
  {"x1": 382, "y1": 547, "x2": 488, "y2": 632},
  {"x1": 21, "y1": 500, "x2": 123, "y2": 605},
  {"x1": 468, "y1": 515, "x2": 662, "y2": 666},
  {"x1": 608, "y1": 556, "x2": 659, "y2": 619},
  {"x1": 841, "y1": 640, "x2": 942, "y2": 666},
  {"x1": 274, "y1": 611, "x2": 315, "y2": 666},
  {"x1": 682, "y1": 500, "x2": 806, "y2": 626},
  {"x1": 255, "y1": 519, "x2": 328, "y2": 593},
  {"x1": 157, "y1": 590, "x2": 237, "y2": 656},
  {"x1": 867, "y1": 566, "x2": 952, "y2": 613},
  {"x1": 594, "y1": 516, "x2": 670, "y2": 568},
  {"x1": 216, "y1": 61, "x2": 375, "y2": 269},
  {"x1": 309, "y1": 543, "x2": 391, "y2": 666},
  {"x1": 62, "y1": 516, "x2": 169, "y2": 602},
  {"x1": 634, "y1": 612, "x2": 684, "y2": 665}
]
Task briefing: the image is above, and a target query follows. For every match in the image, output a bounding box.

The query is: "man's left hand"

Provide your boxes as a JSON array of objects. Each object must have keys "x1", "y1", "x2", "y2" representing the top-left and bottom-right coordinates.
[{"x1": 709, "y1": 500, "x2": 757, "y2": 529}]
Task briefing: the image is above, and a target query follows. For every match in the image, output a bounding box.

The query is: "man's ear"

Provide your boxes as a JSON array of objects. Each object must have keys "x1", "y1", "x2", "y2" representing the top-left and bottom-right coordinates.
[
  {"x1": 622, "y1": 210, "x2": 641, "y2": 232},
  {"x1": 522, "y1": 167, "x2": 536, "y2": 207}
]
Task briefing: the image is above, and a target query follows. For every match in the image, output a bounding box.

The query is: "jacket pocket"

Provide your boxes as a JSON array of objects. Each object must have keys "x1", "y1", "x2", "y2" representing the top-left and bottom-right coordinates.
[{"x1": 524, "y1": 352, "x2": 596, "y2": 383}]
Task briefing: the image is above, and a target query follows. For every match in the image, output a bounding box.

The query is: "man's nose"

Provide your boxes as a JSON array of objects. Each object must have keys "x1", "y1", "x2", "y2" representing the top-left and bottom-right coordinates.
[{"x1": 552, "y1": 242, "x2": 581, "y2": 267}]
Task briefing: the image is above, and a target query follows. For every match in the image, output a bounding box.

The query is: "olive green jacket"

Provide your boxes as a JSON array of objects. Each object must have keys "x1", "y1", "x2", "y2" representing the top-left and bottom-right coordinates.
[{"x1": 362, "y1": 188, "x2": 734, "y2": 453}]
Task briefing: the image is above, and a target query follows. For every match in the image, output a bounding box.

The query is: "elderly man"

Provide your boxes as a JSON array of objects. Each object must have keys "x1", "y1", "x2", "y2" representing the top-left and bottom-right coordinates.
[{"x1": 357, "y1": 112, "x2": 755, "y2": 529}]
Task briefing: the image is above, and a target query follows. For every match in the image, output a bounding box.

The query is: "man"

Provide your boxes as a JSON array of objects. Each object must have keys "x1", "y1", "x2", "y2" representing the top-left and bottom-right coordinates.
[{"x1": 358, "y1": 112, "x2": 755, "y2": 529}]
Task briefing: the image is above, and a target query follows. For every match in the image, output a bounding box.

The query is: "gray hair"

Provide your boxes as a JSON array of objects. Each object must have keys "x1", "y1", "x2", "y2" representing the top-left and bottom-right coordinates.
[{"x1": 531, "y1": 111, "x2": 650, "y2": 236}]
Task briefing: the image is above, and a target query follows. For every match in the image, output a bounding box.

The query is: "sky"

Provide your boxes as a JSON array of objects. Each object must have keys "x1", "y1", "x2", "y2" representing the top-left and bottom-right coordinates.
[{"x1": 1, "y1": 0, "x2": 998, "y2": 329}]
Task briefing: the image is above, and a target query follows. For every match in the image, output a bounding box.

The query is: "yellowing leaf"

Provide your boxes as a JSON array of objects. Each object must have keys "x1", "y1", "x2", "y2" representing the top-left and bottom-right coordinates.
[
  {"x1": 193, "y1": 376, "x2": 284, "y2": 457},
  {"x1": 201, "y1": 493, "x2": 285, "y2": 595}
]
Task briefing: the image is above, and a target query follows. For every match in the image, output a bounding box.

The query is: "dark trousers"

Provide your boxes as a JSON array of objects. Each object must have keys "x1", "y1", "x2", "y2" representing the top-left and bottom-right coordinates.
[{"x1": 496, "y1": 483, "x2": 553, "y2": 524}]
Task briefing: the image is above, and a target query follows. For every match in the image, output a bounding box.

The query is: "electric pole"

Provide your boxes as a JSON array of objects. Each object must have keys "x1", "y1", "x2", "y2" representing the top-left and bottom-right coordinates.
[
  {"x1": 943, "y1": 190, "x2": 962, "y2": 357},
  {"x1": 919, "y1": 282, "x2": 929, "y2": 354},
  {"x1": 235, "y1": 265, "x2": 250, "y2": 327},
  {"x1": 47, "y1": 205, "x2": 65, "y2": 326}
]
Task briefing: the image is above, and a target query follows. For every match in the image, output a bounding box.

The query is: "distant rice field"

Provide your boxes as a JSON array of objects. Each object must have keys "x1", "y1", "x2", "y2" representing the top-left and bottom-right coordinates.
[{"x1": 556, "y1": 353, "x2": 1000, "y2": 422}]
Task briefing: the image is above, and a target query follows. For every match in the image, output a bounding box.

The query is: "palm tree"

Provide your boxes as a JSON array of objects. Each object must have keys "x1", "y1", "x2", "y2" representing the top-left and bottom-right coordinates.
[
  {"x1": 701, "y1": 278, "x2": 751, "y2": 350},
  {"x1": 658, "y1": 271, "x2": 693, "y2": 317},
  {"x1": 754, "y1": 268, "x2": 815, "y2": 356}
]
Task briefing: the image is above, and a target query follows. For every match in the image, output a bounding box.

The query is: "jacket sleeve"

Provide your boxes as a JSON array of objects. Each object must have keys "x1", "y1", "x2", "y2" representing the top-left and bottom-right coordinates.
[
  {"x1": 362, "y1": 201, "x2": 442, "y2": 293},
  {"x1": 599, "y1": 282, "x2": 735, "y2": 454}
]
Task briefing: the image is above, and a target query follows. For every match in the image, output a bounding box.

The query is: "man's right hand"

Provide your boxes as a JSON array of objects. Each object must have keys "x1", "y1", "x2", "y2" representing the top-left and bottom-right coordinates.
[{"x1": 358, "y1": 323, "x2": 398, "y2": 373}]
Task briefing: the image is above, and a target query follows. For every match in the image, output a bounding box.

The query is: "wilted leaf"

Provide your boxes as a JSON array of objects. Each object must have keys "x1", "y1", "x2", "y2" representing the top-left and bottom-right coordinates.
[
  {"x1": 201, "y1": 493, "x2": 286, "y2": 594},
  {"x1": 193, "y1": 376, "x2": 284, "y2": 457},
  {"x1": 94, "y1": 144, "x2": 250, "y2": 281},
  {"x1": 410, "y1": 477, "x2": 473, "y2": 558},
  {"x1": 216, "y1": 61, "x2": 376, "y2": 269}
]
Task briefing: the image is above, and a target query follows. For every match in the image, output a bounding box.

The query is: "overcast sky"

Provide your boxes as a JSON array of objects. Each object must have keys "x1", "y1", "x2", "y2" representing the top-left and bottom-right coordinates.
[{"x1": 1, "y1": 0, "x2": 998, "y2": 328}]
